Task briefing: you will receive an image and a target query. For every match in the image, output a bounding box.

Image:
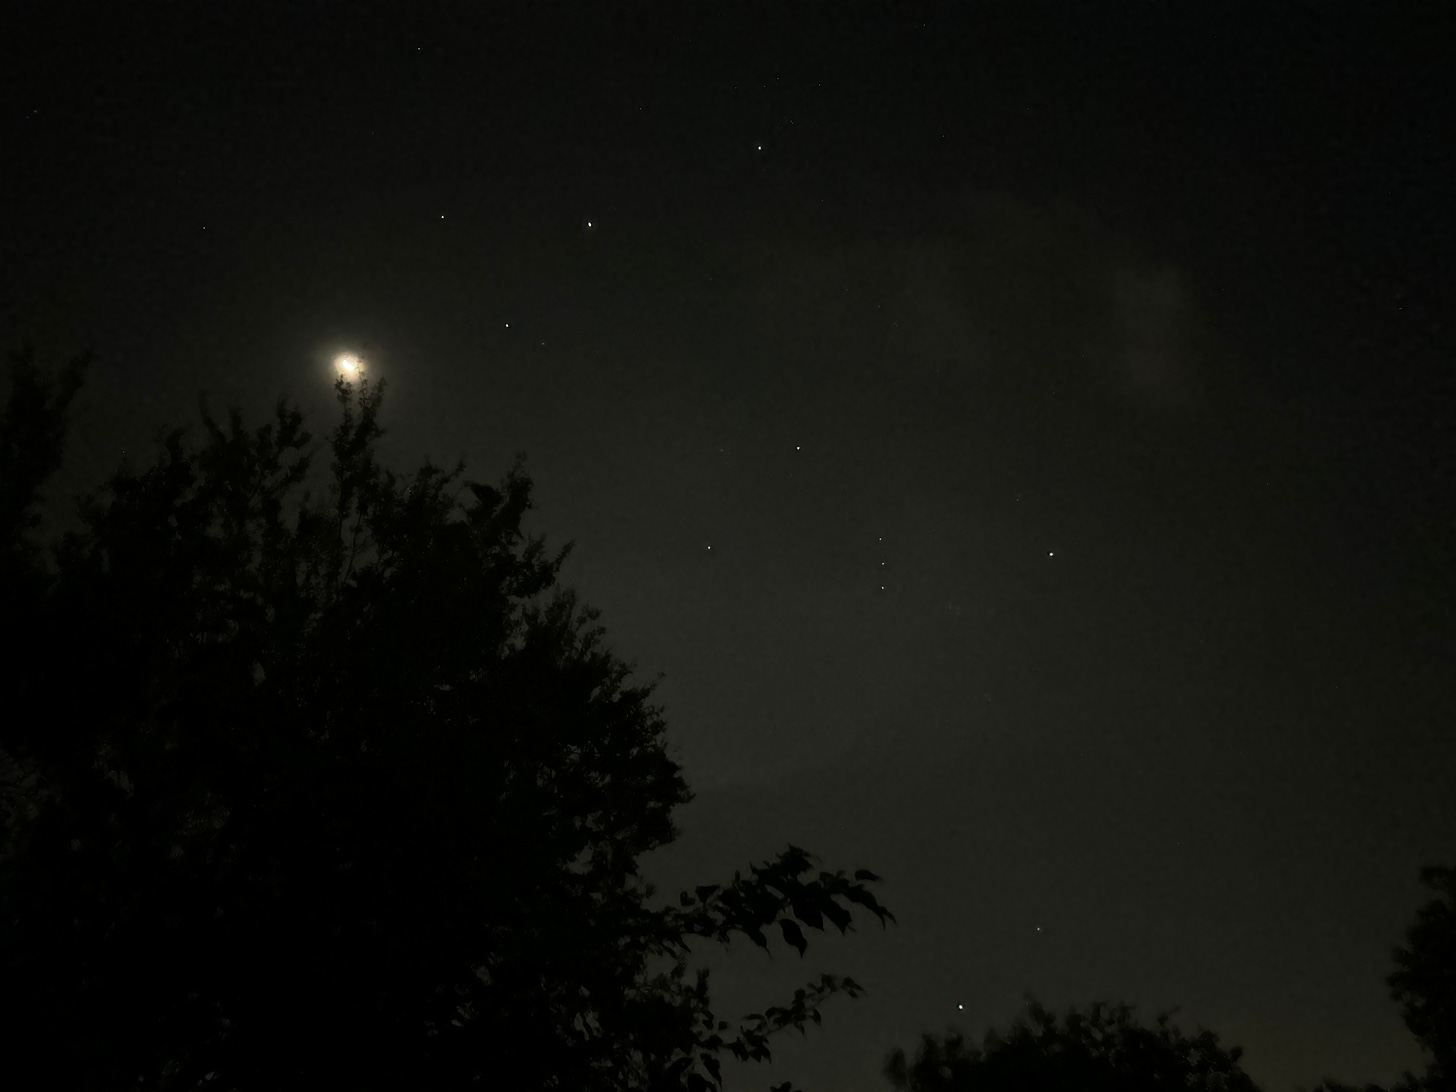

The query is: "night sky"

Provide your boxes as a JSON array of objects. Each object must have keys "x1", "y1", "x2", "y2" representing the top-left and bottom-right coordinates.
[{"x1": 3, "y1": 4, "x2": 1453, "y2": 1090}]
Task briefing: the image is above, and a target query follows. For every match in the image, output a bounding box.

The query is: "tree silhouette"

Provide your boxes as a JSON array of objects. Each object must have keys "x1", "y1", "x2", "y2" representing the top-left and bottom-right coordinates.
[
  {"x1": 0, "y1": 354, "x2": 893, "y2": 1092},
  {"x1": 0, "y1": 344, "x2": 87, "y2": 574},
  {"x1": 883, "y1": 998, "x2": 1261, "y2": 1092},
  {"x1": 1313, "y1": 863, "x2": 1456, "y2": 1092},
  {"x1": 1388, "y1": 865, "x2": 1456, "y2": 1091}
]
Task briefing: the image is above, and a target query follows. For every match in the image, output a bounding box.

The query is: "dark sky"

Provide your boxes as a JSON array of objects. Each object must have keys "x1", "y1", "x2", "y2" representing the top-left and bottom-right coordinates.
[{"x1": 3, "y1": 4, "x2": 1453, "y2": 1089}]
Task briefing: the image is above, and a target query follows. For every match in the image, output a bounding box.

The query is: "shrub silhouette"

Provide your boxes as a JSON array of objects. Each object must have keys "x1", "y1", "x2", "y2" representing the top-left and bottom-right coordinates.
[{"x1": 884, "y1": 998, "x2": 1261, "y2": 1092}]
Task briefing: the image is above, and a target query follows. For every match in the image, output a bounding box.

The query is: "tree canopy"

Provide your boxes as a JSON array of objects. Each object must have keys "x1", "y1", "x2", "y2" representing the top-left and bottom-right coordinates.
[
  {"x1": 1389, "y1": 865, "x2": 1456, "y2": 1092},
  {"x1": 0, "y1": 350, "x2": 893, "y2": 1092},
  {"x1": 883, "y1": 999, "x2": 1261, "y2": 1092},
  {"x1": 1316, "y1": 862, "x2": 1456, "y2": 1092}
]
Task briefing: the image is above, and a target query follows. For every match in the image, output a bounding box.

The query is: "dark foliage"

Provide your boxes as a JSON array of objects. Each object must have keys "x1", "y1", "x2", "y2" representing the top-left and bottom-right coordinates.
[
  {"x1": 1389, "y1": 865, "x2": 1456, "y2": 1092},
  {"x1": 883, "y1": 998, "x2": 1261, "y2": 1092},
  {"x1": 0, "y1": 357, "x2": 893, "y2": 1092},
  {"x1": 0, "y1": 344, "x2": 87, "y2": 580}
]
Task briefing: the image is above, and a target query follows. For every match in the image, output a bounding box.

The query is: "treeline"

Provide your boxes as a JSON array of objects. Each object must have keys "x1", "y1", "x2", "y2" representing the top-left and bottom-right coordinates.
[{"x1": 0, "y1": 348, "x2": 1449, "y2": 1092}]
